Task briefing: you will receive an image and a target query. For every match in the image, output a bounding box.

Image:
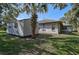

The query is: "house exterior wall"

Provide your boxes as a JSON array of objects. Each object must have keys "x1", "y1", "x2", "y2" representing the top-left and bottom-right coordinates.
[
  {"x1": 23, "y1": 20, "x2": 38, "y2": 36},
  {"x1": 38, "y1": 23, "x2": 60, "y2": 34},
  {"x1": 62, "y1": 23, "x2": 73, "y2": 33},
  {"x1": 7, "y1": 21, "x2": 24, "y2": 36},
  {"x1": 7, "y1": 23, "x2": 14, "y2": 34},
  {"x1": 77, "y1": 27, "x2": 79, "y2": 32},
  {"x1": 6, "y1": 22, "x2": 23, "y2": 36},
  {"x1": 23, "y1": 20, "x2": 32, "y2": 36},
  {"x1": 17, "y1": 21, "x2": 24, "y2": 36}
]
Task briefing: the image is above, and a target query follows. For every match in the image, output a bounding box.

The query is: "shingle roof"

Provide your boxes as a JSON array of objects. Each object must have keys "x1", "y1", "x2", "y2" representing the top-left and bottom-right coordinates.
[
  {"x1": 38, "y1": 19, "x2": 55, "y2": 23},
  {"x1": 38, "y1": 19, "x2": 61, "y2": 24}
]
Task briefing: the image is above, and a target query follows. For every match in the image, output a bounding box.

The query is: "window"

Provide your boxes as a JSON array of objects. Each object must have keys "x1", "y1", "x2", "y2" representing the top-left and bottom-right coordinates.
[
  {"x1": 42, "y1": 24, "x2": 46, "y2": 31},
  {"x1": 52, "y1": 25, "x2": 55, "y2": 30},
  {"x1": 63, "y1": 26, "x2": 67, "y2": 30},
  {"x1": 9, "y1": 26, "x2": 11, "y2": 28},
  {"x1": 14, "y1": 23, "x2": 18, "y2": 28}
]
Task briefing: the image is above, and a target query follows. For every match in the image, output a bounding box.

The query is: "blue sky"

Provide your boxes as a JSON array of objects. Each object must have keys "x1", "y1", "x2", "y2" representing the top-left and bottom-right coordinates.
[{"x1": 17, "y1": 4, "x2": 72, "y2": 21}]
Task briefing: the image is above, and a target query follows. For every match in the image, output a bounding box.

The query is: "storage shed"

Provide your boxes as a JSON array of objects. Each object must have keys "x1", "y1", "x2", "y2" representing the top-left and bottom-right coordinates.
[{"x1": 6, "y1": 19, "x2": 38, "y2": 37}]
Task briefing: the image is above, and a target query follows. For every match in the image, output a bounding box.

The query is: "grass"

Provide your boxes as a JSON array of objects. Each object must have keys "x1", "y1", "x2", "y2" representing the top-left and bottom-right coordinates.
[
  {"x1": 0, "y1": 31, "x2": 79, "y2": 55},
  {"x1": 0, "y1": 31, "x2": 36, "y2": 55}
]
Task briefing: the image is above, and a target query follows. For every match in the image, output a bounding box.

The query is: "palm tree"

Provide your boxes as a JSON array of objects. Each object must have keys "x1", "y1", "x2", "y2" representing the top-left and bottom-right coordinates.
[
  {"x1": 0, "y1": 3, "x2": 20, "y2": 31},
  {"x1": 0, "y1": 3, "x2": 20, "y2": 23},
  {"x1": 23, "y1": 3, "x2": 48, "y2": 38},
  {"x1": 63, "y1": 4, "x2": 79, "y2": 32},
  {"x1": 51, "y1": 3, "x2": 67, "y2": 10}
]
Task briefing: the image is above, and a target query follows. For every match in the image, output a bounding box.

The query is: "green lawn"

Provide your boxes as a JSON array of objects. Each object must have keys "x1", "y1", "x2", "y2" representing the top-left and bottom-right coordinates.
[{"x1": 0, "y1": 31, "x2": 79, "y2": 55}]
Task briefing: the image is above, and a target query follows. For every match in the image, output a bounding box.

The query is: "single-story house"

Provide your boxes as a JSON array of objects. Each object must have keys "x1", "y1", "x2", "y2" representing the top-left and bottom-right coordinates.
[
  {"x1": 6, "y1": 19, "x2": 38, "y2": 37},
  {"x1": 38, "y1": 19, "x2": 63, "y2": 34},
  {"x1": 38, "y1": 19, "x2": 73, "y2": 34}
]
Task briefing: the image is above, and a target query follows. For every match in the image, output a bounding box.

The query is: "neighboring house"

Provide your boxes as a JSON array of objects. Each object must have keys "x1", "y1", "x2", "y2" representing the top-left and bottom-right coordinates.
[
  {"x1": 38, "y1": 19, "x2": 63, "y2": 34},
  {"x1": 38, "y1": 19, "x2": 73, "y2": 34},
  {"x1": 7, "y1": 19, "x2": 38, "y2": 36}
]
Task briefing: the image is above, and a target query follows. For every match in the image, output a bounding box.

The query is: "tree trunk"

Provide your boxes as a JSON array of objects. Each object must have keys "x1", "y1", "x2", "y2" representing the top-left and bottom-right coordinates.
[
  {"x1": 32, "y1": 25, "x2": 36, "y2": 38},
  {"x1": 31, "y1": 13, "x2": 37, "y2": 38}
]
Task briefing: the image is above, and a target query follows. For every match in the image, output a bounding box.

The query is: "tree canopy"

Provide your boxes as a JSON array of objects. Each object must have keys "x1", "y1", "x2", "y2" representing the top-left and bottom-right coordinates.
[{"x1": 0, "y1": 3, "x2": 20, "y2": 22}]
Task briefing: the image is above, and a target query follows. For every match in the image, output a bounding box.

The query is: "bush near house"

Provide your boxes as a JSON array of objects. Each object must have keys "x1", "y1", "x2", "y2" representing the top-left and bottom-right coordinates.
[{"x1": 0, "y1": 25, "x2": 6, "y2": 31}]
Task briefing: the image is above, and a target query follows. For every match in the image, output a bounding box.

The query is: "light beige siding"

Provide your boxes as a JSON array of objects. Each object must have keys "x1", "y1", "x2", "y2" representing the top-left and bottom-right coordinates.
[
  {"x1": 39, "y1": 23, "x2": 59, "y2": 34},
  {"x1": 7, "y1": 19, "x2": 38, "y2": 36},
  {"x1": 17, "y1": 21, "x2": 24, "y2": 36},
  {"x1": 23, "y1": 19, "x2": 38, "y2": 36}
]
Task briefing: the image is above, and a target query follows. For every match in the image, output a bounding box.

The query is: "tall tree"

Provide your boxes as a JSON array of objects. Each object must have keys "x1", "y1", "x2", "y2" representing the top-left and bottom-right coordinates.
[
  {"x1": 23, "y1": 3, "x2": 48, "y2": 38},
  {"x1": 52, "y1": 3, "x2": 67, "y2": 10},
  {"x1": 0, "y1": 3, "x2": 20, "y2": 23},
  {"x1": 63, "y1": 4, "x2": 79, "y2": 31}
]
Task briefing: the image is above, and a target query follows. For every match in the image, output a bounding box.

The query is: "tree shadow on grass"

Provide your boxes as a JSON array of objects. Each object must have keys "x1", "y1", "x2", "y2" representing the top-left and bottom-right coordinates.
[
  {"x1": 49, "y1": 37, "x2": 79, "y2": 55},
  {"x1": 0, "y1": 38, "x2": 38, "y2": 55},
  {"x1": 63, "y1": 32, "x2": 79, "y2": 36},
  {"x1": 36, "y1": 34, "x2": 53, "y2": 40},
  {"x1": 70, "y1": 33, "x2": 79, "y2": 36},
  {"x1": 0, "y1": 32, "x2": 34, "y2": 54},
  {"x1": 1, "y1": 31, "x2": 79, "y2": 55},
  {"x1": 0, "y1": 32, "x2": 55, "y2": 55}
]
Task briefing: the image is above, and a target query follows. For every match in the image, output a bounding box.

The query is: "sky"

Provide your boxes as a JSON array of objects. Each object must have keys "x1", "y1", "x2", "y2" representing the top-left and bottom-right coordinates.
[{"x1": 17, "y1": 4, "x2": 73, "y2": 21}]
